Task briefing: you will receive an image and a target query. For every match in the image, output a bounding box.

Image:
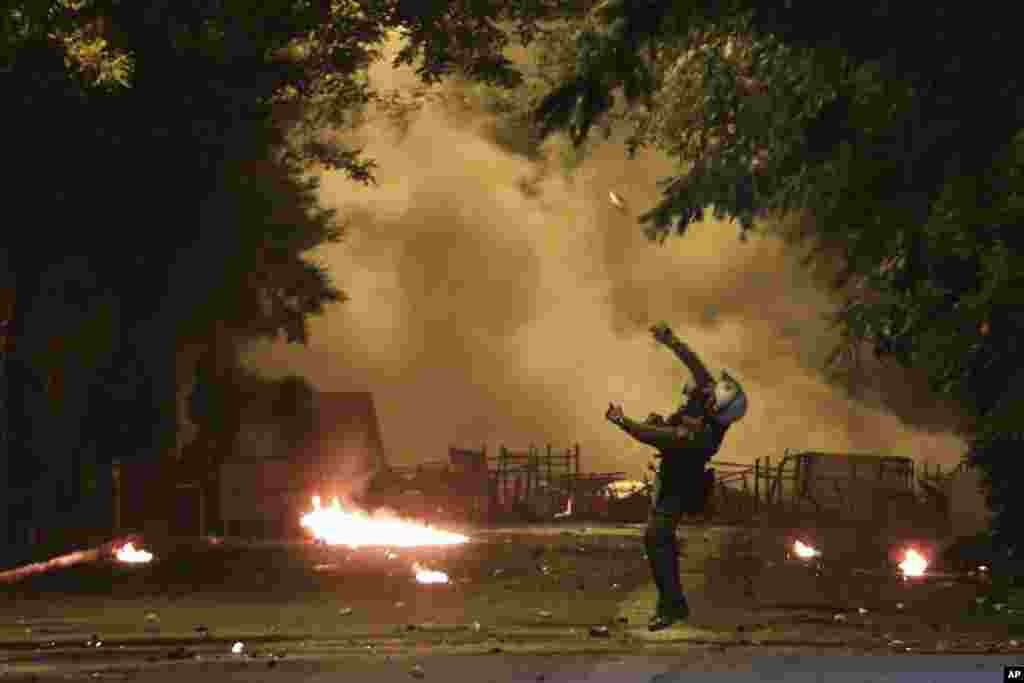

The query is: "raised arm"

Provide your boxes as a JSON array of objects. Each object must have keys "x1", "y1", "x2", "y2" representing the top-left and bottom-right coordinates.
[
  {"x1": 606, "y1": 403, "x2": 712, "y2": 452},
  {"x1": 650, "y1": 323, "x2": 715, "y2": 387}
]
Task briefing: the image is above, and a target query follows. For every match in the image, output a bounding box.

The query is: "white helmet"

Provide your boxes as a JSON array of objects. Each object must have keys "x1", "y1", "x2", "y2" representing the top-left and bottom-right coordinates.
[{"x1": 712, "y1": 371, "x2": 747, "y2": 425}]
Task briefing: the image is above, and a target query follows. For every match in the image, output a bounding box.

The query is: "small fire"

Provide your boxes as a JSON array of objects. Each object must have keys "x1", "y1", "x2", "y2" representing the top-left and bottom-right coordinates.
[
  {"x1": 412, "y1": 562, "x2": 450, "y2": 584},
  {"x1": 793, "y1": 540, "x2": 820, "y2": 559},
  {"x1": 898, "y1": 548, "x2": 928, "y2": 578},
  {"x1": 115, "y1": 543, "x2": 153, "y2": 564},
  {"x1": 300, "y1": 496, "x2": 469, "y2": 548}
]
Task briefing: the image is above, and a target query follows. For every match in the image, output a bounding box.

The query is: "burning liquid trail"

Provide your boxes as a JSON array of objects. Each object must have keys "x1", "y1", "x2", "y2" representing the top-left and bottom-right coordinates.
[
  {"x1": 300, "y1": 496, "x2": 469, "y2": 548},
  {"x1": 115, "y1": 543, "x2": 154, "y2": 564}
]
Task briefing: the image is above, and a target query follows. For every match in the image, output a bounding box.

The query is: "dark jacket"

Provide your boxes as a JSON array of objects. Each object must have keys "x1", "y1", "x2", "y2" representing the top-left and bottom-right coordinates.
[{"x1": 618, "y1": 338, "x2": 726, "y2": 511}]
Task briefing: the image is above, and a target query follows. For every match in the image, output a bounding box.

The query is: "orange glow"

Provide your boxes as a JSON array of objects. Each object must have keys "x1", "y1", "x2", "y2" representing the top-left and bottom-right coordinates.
[
  {"x1": 115, "y1": 543, "x2": 154, "y2": 564},
  {"x1": 412, "y1": 562, "x2": 450, "y2": 584},
  {"x1": 898, "y1": 548, "x2": 928, "y2": 578},
  {"x1": 300, "y1": 496, "x2": 469, "y2": 548},
  {"x1": 793, "y1": 540, "x2": 820, "y2": 559}
]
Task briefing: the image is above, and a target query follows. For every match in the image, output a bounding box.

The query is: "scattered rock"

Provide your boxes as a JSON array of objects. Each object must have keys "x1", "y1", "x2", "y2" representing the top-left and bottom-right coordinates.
[
  {"x1": 1011, "y1": 640, "x2": 1020, "y2": 648},
  {"x1": 833, "y1": 614, "x2": 847, "y2": 622},
  {"x1": 339, "y1": 607, "x2": 353, "y2": 616},
  {"x1": 231, "y1": 642, "x2": 245, "y2": 655},
  {"x1": 610, "y1": 583, "x2": 620, "y2": 590},
  {"x1": 410, "y1": 664, "x2": 425, "y2": 679},
  {"x1": 589, "y1": 626, "x2": 610, "y2": 638},
  {"x1": 896, "y1": 603, "x2": 905, "y2": 610},
  {"x1": 857, "y1": 608, "x2": 868, "y2": 615},
  {"x1": 471, "y1": 621, "x2": 482, "y2": 632},
  {"x1": 537, "y1": 611, "x2": 553, "y2": 619}
]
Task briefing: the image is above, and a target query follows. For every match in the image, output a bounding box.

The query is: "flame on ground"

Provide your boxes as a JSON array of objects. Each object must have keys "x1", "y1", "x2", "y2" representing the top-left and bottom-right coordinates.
[
  {"x1": 412, "y1": 562, "x2": 450, "y2": 584},
  {"x1": 898, "y1": 548, "x2": 928, "y2": 578},
  {"x1": 793, "y1": 540, "x2": 820, "y2": 559},
  {"x1": 300, "y1": 496, "x2": 469, "y2": 548},
  {"x1": 115, "y1": 543, "x2": 154, "y2": 564}
]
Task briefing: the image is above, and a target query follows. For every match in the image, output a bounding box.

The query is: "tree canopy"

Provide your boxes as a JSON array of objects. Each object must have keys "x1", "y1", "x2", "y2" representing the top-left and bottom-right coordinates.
[{"x1": 516, "y1": 0, "x2": 1024, "y2": 552}]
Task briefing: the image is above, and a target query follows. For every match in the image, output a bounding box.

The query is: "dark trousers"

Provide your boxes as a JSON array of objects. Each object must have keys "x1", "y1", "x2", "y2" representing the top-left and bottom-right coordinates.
[{"x1": 644, "y1": 490, "x2": 687, "y2": 612}]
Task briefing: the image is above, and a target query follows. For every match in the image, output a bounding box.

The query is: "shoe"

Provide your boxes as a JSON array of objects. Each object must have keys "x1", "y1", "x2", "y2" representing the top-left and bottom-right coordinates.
[{"x1": 648, "y1": 603, "x2": 690, "y2": 632}]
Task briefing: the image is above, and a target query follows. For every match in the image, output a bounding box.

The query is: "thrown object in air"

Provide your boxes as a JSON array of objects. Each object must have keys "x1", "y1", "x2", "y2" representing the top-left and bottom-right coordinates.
[{"x1": 608, "y1": 191, "x2": 627, "y2": 211}]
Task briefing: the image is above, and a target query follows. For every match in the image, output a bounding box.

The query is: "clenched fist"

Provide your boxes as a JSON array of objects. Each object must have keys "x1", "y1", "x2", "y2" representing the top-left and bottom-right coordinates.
[{"x1": 650, "y1": 322, "x2": 676, "y2": 345}]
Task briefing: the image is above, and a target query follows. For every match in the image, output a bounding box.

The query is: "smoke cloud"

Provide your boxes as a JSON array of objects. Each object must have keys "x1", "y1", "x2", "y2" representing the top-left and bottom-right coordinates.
[{"x1": 244, "y1": 33, "x2": 966, "y2": 479}]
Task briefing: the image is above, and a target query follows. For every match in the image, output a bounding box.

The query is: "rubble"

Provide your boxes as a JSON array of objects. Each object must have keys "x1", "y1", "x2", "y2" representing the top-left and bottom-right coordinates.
[
  {"x1": 589, "y1": 626, "x2": 610, "y2": 638},
  {"x1": 339, "y1": 607, "x2": 354, "y2": 616},
  {"x1": 231, "y1": 642, "x2": 245, "y2": 655}
]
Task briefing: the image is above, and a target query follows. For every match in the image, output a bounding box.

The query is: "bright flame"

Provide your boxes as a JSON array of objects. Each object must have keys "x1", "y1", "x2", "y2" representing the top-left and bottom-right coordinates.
[
  {"x1": 115, "y1": 543, "x2": 153, "y2": 564},
  {"x1": 793, "y1": 540, "x2": 820, "y2": 559},
  {"x1": 899, "y1": 548, "x2": 928, "y2": 578},
  {"x1": 413, "y1": 562, "x2": 450, "y2": 584},
  {"x1": 300, "y1": 496, "x2": 469, "y2": 548}
]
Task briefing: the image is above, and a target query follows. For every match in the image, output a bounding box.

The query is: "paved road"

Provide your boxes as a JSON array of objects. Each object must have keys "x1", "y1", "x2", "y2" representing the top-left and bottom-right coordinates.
[{"x1": 0, "y1": 524, "x2": 1012, "y2": 682}]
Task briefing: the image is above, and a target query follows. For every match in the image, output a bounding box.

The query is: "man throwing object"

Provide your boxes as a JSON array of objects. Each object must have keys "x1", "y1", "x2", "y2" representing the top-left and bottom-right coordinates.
[{"x1": 605, "y1": 322, "x2": 748, "y2": 631}]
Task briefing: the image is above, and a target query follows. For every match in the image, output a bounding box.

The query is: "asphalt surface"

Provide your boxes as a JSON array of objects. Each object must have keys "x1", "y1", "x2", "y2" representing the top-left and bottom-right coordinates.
[{"x1": 0, "y1": 523, "x2": 1015, "y2": 682}]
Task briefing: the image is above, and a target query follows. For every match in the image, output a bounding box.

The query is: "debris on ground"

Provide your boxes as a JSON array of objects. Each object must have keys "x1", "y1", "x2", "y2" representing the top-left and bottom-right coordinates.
[
  {"x1": 537, "y1": 610, "x2": 553, "y2": 619},
  {"x1": 231, "y1": 642, "x2": 245, "y2": 655},
  {"x1": 471, "y1": 621, "x2": 482, "y2": 632},
  {"x1": 833, "y1": 613, "x2": 847, "y2": 622},
  {"x1": 339, "y1": 607, "x2": 353, "y2": 616},
  {"x1": 589, "y1": 626, "x2": 610, "y2": 638},
  {"x1": 410, "y1": 664, "x2": 425, "y2": 679},
  {"x1": 896, "y1": 603, "x2": 905, "y2": 610},
  {"x1": 857, "y1": 608, "x2": 868, "y2": 615},
  {"x1": 395, "y1": 602, "x2": 406, "y2": 608}
]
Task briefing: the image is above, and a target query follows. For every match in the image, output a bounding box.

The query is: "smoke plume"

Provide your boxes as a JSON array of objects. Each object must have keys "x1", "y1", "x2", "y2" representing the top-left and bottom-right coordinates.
[{"x1": 245, "y1": 33, "x2": 966, "y2": 479}]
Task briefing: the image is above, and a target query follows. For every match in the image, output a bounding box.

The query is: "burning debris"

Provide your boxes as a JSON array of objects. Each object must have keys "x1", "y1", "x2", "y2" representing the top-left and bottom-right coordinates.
[
  {"x1": 300, "y1": 496, "x2": 469, "y2": 548},
  {"x1": 792, "y1": 540, "x2": 820, "y2": 560},
  {"x1": 115, "y1": 543, "x2": 154, "y2": 564},
  {"x1": 898, "y1": 548, "x2": 929, "y2": 578},
  {"x1": 413, "y1": 563, "x2": 450, "y2": 585}
]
